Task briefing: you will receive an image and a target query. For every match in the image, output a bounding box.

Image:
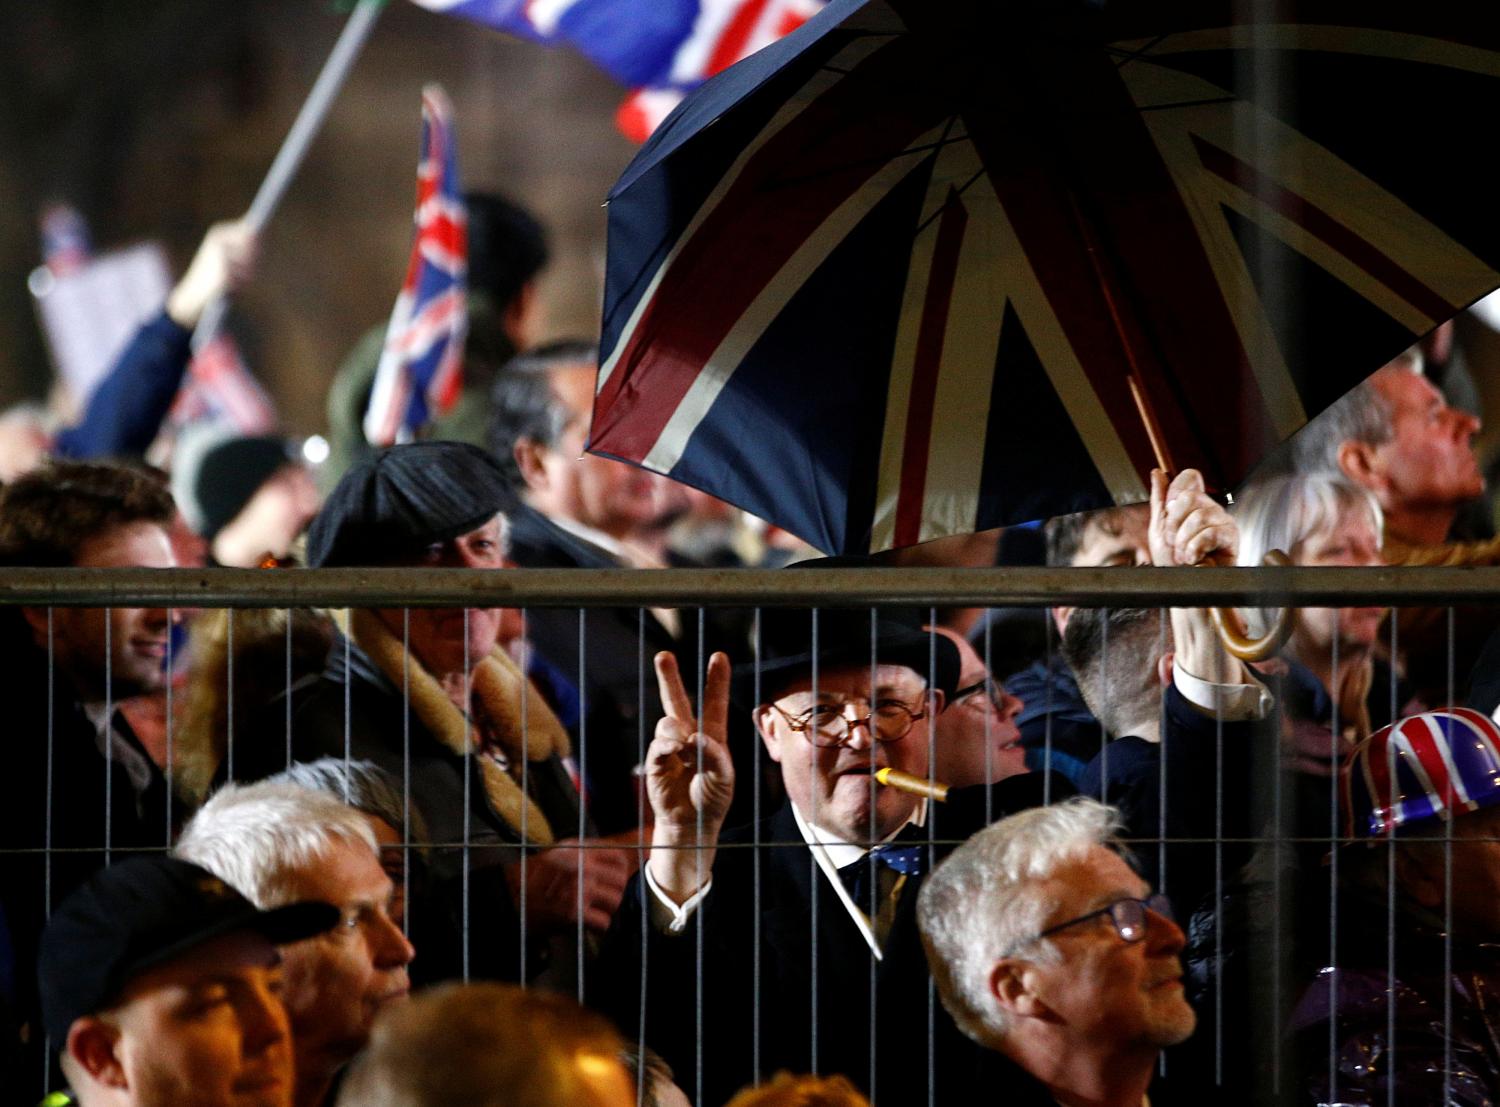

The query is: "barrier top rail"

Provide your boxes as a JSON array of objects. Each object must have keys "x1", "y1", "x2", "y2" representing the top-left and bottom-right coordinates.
[{"x1": 2, "y1": 565, "x2": 1500, "y2": 608}]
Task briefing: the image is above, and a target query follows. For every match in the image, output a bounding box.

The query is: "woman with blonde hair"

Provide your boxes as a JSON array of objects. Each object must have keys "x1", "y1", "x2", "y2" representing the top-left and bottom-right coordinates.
[{"x1": 1234, "y1": 470, "x2": 1392, "y2": 769}]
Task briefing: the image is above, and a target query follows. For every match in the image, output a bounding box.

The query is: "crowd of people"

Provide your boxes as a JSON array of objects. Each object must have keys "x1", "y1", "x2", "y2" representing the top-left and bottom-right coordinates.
[{"x1": 2, "y1": 195, "x2": 1500, "y2": 1107}]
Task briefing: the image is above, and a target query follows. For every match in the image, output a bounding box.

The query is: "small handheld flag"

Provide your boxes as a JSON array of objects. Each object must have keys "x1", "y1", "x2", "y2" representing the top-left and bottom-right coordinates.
[{"x1": 364, "y1": 85, "x2": 468, "y2": 447}]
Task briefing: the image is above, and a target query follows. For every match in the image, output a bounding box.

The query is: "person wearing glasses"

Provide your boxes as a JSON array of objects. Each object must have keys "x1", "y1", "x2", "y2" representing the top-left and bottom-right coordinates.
[
  {"x1": 595, "y1": 605, "x2": 1065, "y2": 1107},
  {"x1": 918, "y1": 797, "x2": 1195, "y2": 1107},
  {"x1": 930, "y1": 625, "x2": 1028, "y2": 787}
]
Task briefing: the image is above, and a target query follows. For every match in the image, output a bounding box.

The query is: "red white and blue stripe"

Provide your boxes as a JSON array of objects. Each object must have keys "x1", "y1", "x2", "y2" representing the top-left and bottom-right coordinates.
[
  {"x1": 589, "y1": 0, "x2": 1500, "y2": 554},
  {"x1": 1350, "y1": 708, "x2": 1500, "y2": 838},
  {"x1": 410, "y1": 0, "x2": 824, "y2": 141},
  {"x1": 365, "y1": 85, "x2": 468, "y2": 447}
]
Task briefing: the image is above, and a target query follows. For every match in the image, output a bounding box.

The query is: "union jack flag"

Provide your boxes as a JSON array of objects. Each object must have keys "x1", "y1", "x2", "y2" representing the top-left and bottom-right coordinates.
[
  {"x1": 1350, "y1": 708, "x2": 1500, "y2": 837},
  {"x1": 364, "y1": 85, "x2": 468, "y2": 447},
  {"x1": 590, "y1": 0, "x2": 1500, "y2": 555},
  {"x1": 168, "y1": 335, "x2": 279, "y2": 435},
  {"x1": 409, "y1": 0, "x2": 824, "y2": 141}
]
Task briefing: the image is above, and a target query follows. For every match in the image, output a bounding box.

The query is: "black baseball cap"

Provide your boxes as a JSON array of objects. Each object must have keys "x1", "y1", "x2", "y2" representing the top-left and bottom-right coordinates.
[
  {"x1": 306, "y1": 441, "x2": 510, "y2": 568},
  {"x1": 38, "y1": 855, "x2": 337, "y2": 1045}
]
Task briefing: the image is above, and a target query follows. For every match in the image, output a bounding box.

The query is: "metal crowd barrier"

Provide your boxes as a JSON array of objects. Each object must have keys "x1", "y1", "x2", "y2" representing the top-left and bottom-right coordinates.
[{"x1": 9, "y1": 565, "x2": 1500, "y2": 1106}]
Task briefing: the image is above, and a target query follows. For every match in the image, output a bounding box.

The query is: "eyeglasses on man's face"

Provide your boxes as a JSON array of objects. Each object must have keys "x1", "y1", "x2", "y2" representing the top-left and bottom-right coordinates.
[
  {"x1": 950, "y1": 678, "x2": 1008, "y2": 715},
  {"x1": 1005, "y1": 893, "x2": 1174, "y2": 957},
  {"x1": 769, "y1": 698, "x2": 926, "y2": 748}
]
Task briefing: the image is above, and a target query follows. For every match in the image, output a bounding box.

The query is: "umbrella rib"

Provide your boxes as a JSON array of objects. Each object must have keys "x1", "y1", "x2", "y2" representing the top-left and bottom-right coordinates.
[
  {"x1": 911, "y1": 168, "x2": 986, "y2": 240},
  {"x1": 761, "y1": 132, "x2": 968, "y2": 194},
  {"x1": 1136, "y1": 96, "x2": 1238, "y2": 113},
  {"x1": 1110, "y1": 34, "x2": 1172, "y2": 69}
]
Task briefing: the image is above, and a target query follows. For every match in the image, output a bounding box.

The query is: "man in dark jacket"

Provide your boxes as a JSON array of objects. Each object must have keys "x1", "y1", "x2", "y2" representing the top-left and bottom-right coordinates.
[
  {"x1": 595, "y1": 606, "x2": 1067, "y2": 1106},
  {"x1": 487, "y1": 342, "x2": 746, "y2": 835},
  {"x1": 235, "y1": 442, "x2": 629, "y2": 989},
  {"x1": 0, "y1": 461, "x2": 181, "y2": 1098},
  {"x1": 1059, "y1": 471, "x2": 1272, "y2": 924}
]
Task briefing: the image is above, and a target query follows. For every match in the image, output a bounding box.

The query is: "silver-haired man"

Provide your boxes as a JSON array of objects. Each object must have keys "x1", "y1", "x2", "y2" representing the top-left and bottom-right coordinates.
[
  {"x1": 918, "y1": 798, "x2": 1195, "y2": 1107},
  {"x1": 176, "y1": 780, "x2": 415, "y2": 1107}
]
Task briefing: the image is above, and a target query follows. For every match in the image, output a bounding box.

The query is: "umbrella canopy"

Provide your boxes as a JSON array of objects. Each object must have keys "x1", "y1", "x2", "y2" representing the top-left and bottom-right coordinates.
[{"x1": 591, "y1": 0, "x2": 1500, "y2": 555}]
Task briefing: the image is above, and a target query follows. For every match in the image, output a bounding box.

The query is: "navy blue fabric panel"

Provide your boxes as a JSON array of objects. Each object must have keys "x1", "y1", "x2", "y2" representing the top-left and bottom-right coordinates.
[
  {"x1": 1146, "y1": 46, "x2": 1500, "y2": 275},
  {"x1": 1218, "y1": 204, "x2": 1416, "y2": 439},
  {"x1": 665, "y1": 154, "x2": 935, "y2": 554},
  {"x1": 602, "y1": 15, "x2": 866, "y2": 354},
  {"x1": 973, "y1": 302, "x2": 1115, "y2": 530}
]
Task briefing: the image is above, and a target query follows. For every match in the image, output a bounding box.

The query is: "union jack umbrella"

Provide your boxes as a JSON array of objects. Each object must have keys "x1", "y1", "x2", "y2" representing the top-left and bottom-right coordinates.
[
  {"x1": 365, "y1": 85, "x2": 468, "y2": 448},
  {"x1": 590, "y1": 0, "x2": 1500, "y2": 555}
]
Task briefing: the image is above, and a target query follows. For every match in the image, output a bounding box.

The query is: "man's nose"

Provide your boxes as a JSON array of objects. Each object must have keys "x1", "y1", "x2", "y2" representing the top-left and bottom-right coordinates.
[
  {"x1": 841, "y1": 708, "x2": 876, "y2": 750},
  {"x1": 1001, "y1": 689, "x2": 1024, "y2": 722},
  {"x1": 372, "y1": 910, "x2": 416, "y2": 968},
  {"x1": 1146, "y1": 905, "x2": 1186, "y2": 956},
  {"x1": 241, "y1": 984, "x2": 289, "y2": 1055},
  {"x1": 1452, "y1": 405, "x2": 1481, "y2": 438}
]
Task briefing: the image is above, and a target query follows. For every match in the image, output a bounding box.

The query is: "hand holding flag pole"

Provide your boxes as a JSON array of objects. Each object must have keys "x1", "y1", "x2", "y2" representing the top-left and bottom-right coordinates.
[{"x1": 192, "y1": 0, "x2": 387, "y2": 353}]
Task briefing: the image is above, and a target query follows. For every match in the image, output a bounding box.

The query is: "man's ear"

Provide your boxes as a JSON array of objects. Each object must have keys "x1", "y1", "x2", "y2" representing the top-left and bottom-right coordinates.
[
  {"x1": 1157, "y1": 651, "x2": 1174, "y2": 689},
  {"x1": 754, "y1": 704, "x2": 784, "y2": 764},
  {"x1": 928, "y1": 688, "x2": 947, "y2": 717},
  {"x1": 990, "y1": 959, "x2": 1052, "y2": 1022},
  {"x1": 1051, "y1": 606, "x2": 1071, "y2": 640},
  {"x1": 67, "y1": 1016, "x2": 127, "y2": 1089},
  {"x1": 1337, "y1": 440, "x2": 1386, "y2": 495},
  {"x1": 512, "y1": 437, "x2": 550, "y2": 493}
]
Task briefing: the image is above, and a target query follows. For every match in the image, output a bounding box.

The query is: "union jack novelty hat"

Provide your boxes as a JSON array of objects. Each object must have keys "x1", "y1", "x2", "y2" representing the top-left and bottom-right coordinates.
[{"x1": 1345, "y1": 708, "x2": 1500, "y2": 838}]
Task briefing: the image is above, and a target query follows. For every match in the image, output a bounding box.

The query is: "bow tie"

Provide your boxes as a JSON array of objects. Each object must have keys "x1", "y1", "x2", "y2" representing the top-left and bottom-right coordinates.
[{"x1": 840, "y1": 841, "x2": 928, "y2": 907}]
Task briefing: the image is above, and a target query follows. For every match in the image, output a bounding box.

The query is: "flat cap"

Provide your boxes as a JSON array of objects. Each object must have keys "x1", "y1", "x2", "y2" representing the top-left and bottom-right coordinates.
[{"x1": 307, "y1": 441, "x2": 510, "y2": 568}]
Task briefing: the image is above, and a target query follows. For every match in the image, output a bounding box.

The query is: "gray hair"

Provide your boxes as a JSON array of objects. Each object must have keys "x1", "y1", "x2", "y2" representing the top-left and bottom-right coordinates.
[
  {"x1": 485, "y1": 340, "x2": 597, "y2": 488},
  {"x1": 918, "y1": 798, "x2": 1125, "y2": 1046},
  {"x1": 1233, "y1": 472, "x2": 1383, "y2": 636},
  {"x1": 1289, "y1": 350, "x2": 1421, "y2": 475},
  {"x1": 1060, "y1": 606, "x2": 1165, "y2": 739},
  {"x1": 174, "y1": 780, "x2": 378, "y2": 909},
  {"x1": 269, "y1": 758, "x2": 429, "y2": 845}
]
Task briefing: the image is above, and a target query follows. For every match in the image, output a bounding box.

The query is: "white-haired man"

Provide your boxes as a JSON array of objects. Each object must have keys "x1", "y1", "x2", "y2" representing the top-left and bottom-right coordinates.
[
  {"x1": 176, "y1": 781, "x2": 415, "y2": 1107},
  {"x1": 1291, "y1": 348, "x2": 1489, "y2": 703},
  {"x1": 918, "y1": 797, "x2": 1195, "y2": 1107}
]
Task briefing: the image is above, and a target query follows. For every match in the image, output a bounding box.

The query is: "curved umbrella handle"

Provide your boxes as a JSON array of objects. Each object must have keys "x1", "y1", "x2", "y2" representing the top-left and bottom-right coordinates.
[{"x1": 1208, "y1": 549, "x2": 1295, "y2": 662}]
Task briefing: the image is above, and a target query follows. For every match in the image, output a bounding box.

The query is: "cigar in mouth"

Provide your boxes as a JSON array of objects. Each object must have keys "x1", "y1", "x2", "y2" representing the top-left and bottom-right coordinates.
[{"x1": 861, "y1": 766, "x2": 949, "y2": 803}]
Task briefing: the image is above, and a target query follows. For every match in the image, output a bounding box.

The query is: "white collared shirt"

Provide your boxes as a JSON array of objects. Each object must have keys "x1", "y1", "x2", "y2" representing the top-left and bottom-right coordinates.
[{"x1": 645, "y1": 799, "x2": 927, "y2": 959}]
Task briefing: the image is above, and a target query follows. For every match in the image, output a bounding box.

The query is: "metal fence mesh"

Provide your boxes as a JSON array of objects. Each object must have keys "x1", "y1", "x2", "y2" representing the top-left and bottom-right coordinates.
[{"x1": 6, "y1": 565, "x2": 1499, "y2": 1105}]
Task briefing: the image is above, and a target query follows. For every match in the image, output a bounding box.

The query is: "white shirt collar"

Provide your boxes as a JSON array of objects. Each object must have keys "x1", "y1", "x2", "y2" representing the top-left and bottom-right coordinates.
[{"x1": 789, "y1": 799, "x2": 927, "y2": 959}]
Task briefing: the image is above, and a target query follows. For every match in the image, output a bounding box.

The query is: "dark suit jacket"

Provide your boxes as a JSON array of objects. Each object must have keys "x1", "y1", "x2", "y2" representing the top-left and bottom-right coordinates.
[
  {"x1": 1078, "y1": 682, "x2": 1266, "y2": 925},
  {"x1": 0, "y1": 617, "x2": 175, "y2": 1102},
  {"x1": 594, "y1": 773, "x2": 1069, "y2": 1106}
]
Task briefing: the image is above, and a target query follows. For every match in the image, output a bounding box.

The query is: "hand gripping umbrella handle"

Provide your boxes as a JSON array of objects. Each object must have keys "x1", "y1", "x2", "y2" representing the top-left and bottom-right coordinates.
[{"x1": 1208, "y1": 548, "x2": 1296, "y2": 662}]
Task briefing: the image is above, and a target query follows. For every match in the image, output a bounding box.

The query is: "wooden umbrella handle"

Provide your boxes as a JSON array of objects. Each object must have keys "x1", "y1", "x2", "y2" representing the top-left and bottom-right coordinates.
[{"x1": 1208, "y1": 548, "x2": 1296, "y2": 662}]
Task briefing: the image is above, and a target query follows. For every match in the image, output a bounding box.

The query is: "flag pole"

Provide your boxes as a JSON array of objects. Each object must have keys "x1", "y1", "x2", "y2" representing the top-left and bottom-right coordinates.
[{"x1": 193, "y1": 0, "x2": 387, "y2": 351}]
